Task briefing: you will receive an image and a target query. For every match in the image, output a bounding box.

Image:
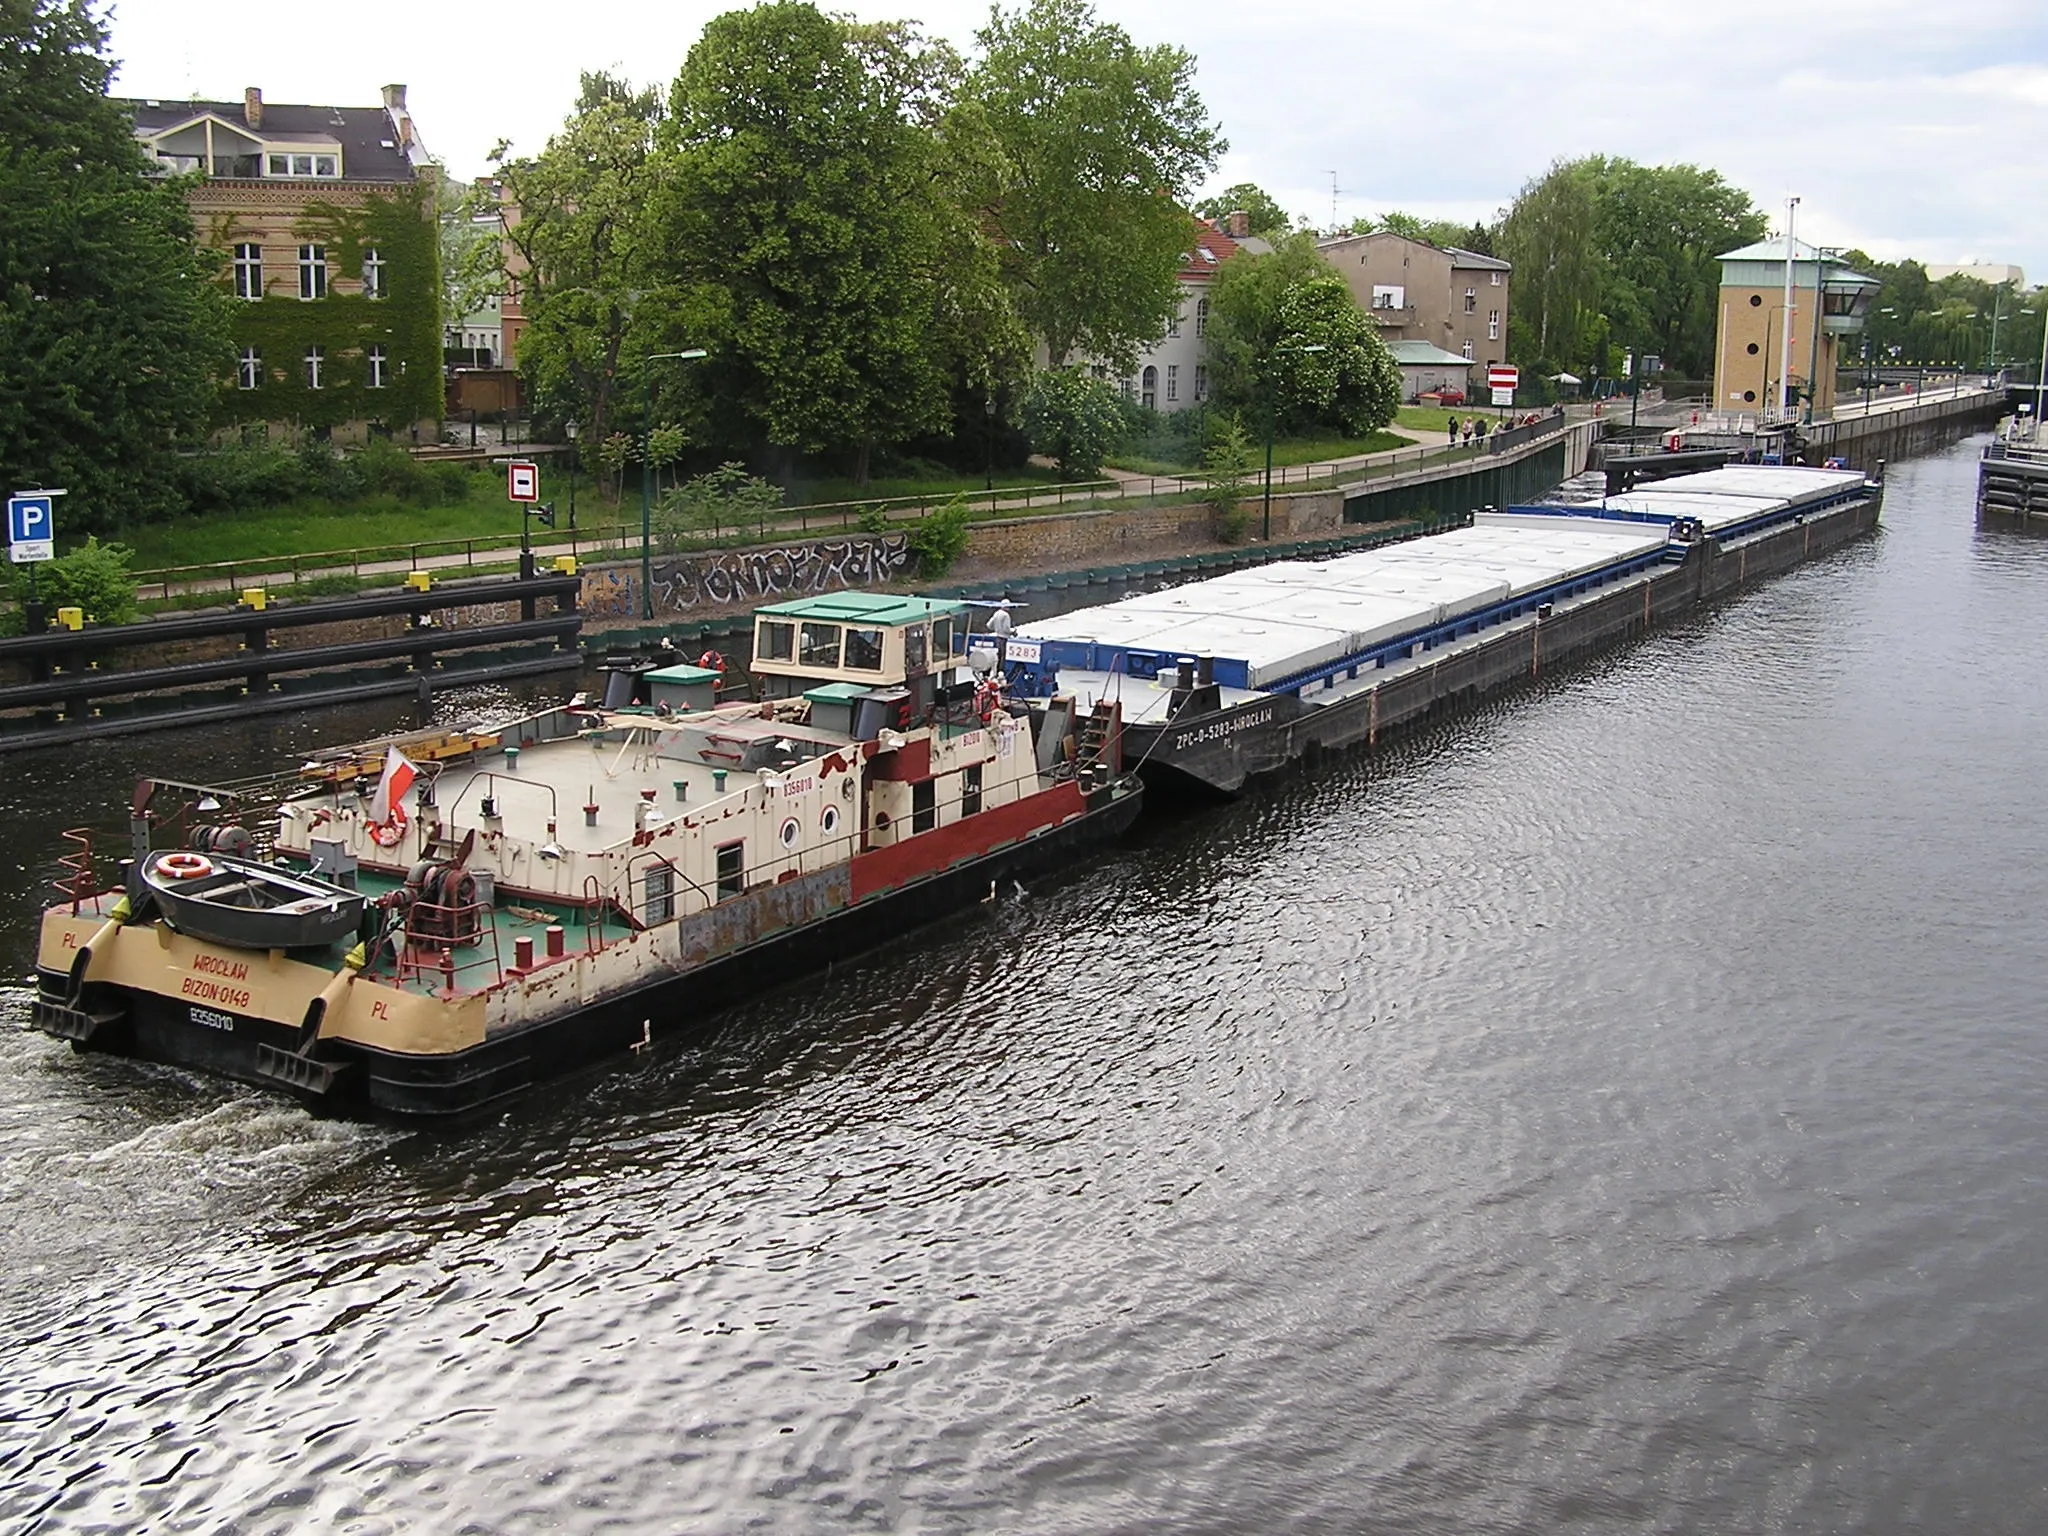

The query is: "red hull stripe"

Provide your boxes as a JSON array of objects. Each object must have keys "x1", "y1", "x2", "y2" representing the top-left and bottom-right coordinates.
[{"x1": 851, "y1": 782, "x2": 1088, "y2": 901}]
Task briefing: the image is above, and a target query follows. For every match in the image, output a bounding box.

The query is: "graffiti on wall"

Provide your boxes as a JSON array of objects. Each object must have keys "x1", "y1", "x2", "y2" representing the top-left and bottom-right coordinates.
[
  {"x1": 648, "y1": 534, "x2": 912, "y2": 614},
  {"x1": 579, "y1": 567, "x2": 636, "y2": 619}
]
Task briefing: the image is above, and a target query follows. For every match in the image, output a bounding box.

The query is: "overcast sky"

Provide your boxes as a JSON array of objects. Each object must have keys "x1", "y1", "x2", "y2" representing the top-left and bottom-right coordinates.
[{"x1": 107, "y1": 0, "x2": 2048, "y2": 282}]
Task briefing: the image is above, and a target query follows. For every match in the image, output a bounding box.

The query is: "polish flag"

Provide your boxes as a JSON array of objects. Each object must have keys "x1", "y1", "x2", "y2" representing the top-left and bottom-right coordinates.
[{"x1": 368, "y1": 746, "x2": 418, "y2": 842}]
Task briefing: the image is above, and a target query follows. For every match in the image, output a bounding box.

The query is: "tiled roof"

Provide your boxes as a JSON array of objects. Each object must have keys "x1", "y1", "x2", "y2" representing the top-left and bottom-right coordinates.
[
  {"x1": 118, "y1": 98, "x2": 418, "y2": 183},
  {"x1": 1182, "y1": 223, "x2": 1243, "y2": 280}
]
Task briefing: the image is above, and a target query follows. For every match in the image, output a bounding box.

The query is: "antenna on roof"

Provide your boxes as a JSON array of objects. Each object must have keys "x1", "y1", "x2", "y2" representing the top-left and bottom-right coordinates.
[{"x1": 1328, "y1": 171, "x2": 1342, "y2": 233}]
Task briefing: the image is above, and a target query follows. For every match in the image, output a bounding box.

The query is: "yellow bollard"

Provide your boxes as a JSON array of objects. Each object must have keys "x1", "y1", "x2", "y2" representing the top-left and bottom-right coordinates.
[
  {"x1": 406, "y1": 570, "x2": 433, "y2": 592},
  {"x1": 553, "y1": 555, "x2": 578, "y2": 576},
  {"x1": 240, "y1": 588, "x2": 267, "y2": 612},
  {"x1": 55, "y1": 606, "x2": 83, "y2": 631}
]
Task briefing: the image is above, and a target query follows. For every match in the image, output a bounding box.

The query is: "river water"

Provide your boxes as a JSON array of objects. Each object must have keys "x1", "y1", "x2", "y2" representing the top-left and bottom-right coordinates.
[{"x1": 1, "y1": 436, "x2": 2045, "y2": 1533}]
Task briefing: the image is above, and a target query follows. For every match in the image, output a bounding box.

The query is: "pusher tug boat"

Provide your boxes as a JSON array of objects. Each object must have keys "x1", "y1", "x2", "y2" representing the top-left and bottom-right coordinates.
[{"x1": 32, "y1": 594, "x2": 1141, "y2": 1118}]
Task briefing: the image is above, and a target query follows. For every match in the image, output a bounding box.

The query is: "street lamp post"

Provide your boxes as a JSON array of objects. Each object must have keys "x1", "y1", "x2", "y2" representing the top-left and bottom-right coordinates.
[
  {"x1": 639, "y1": 349, "x2": 708, "y2": 620},
  {"x1": 1778, "y1": 196, "x2": 1800, "y2": 422},
  {"x1": 565, "y1": 419, "x2": 579, "y2": 532},
  {"x1": 1262, "y1": 342, "x2": 1326, "y2": 541},
  {"x1": 984, "y1": 394, "x2": 996, "y2": 494}
]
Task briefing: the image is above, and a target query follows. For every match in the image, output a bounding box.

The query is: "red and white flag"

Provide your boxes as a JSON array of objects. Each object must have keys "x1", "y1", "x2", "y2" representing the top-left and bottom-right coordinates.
[{"x1": 367, "y1": 746, "x2": 418, "y2": 847}]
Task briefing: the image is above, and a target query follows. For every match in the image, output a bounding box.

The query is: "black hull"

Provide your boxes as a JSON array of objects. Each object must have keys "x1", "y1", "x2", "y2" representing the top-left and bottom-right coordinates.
[
  {"x1": 1121, "y1": 493, "x2": 1883, "y2": 795},
  {"x1": 35, "y1": 784, "x2": 1143, "y2": 1121}
]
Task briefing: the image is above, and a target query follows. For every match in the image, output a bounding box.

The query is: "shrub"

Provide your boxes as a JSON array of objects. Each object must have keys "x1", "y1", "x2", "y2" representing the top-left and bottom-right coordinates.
[
  {"x1": 13, "y1": 536, "x2": 141, "y2": 625},
  {"x1": 1202, "y1": 415, "x2": 1256, "y2": 543},
  {"x1": 905, "y1": 495, "x2": 972, "y2": 578},
  {"x1": 652, "y1": 462, "x2": 784, "y2": 551}
]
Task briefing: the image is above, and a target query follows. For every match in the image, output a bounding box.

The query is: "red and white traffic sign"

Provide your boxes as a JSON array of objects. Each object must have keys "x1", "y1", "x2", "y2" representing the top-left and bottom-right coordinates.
[
  {"x1": 1487, "y1": 365, "x2": 1519, "y2": 392},
  {"x1": 506, "y1": 460, "x2": 540, "y2": 503}
]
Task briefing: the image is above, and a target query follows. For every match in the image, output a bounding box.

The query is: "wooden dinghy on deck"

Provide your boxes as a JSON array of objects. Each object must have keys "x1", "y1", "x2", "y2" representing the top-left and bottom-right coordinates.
[{"x1": 140, "y1": 850, "x2": 365, "y2": 952}]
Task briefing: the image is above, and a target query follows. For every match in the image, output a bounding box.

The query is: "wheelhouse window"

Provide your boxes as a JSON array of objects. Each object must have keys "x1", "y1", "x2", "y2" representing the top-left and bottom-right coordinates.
[
  {"x1": 238, "y1": 348, "x2": 261, "y2": 390},
  {"x1": 757, "y1": 619, "x2": 795, "y2": 662},
  {"x1": 298, "y1": 244, "x2": 327, "y2": 300},
  {"x1": 798, "y1": 622, "x2": 842, "y2": 669},
  {"x1": 362, "y1": 247, "x2": 385, "y2": 300},
  {"x1": 367, "y1": 346, "x2": 387, "y2": 389},
  {"x1": 911, "y1": 779, "x2": 936, "y2": 835},
  {"x1": 903, "y1": 625, "x2": 928, "y2": 673},
  {"x1": 960, "y1": 764, "x2": 982, "y2": 818},
  {"x1": 931, "y1": 617, "x2": 953, "y2": 659},
  {"x1": 232, "y1": 243, "x2": 261, "y2": 300},
  {"x1": 844, "y1": 627, "x2": 884, "y2": 672},
  {"x1": 305, "y1": 346, "x2": 324, "y2": 389},
  {"x1": 643, "y1": 862, "x2": 675, "y2": 924}
]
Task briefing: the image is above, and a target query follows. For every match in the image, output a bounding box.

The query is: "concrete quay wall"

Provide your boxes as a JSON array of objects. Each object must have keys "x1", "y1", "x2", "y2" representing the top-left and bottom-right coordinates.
[{"x1": 1808, "y1": 391, "x2": 2005, "y2": 469}]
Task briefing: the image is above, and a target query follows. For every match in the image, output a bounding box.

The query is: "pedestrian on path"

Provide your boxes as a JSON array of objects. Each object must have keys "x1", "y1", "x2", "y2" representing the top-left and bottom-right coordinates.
[
  {"x1": 1446, "y1": 415, "x2": 1459, "y2": 446},
  {"x1": 1461, "y1": 420, "x2": 1473, "y2": 446}
]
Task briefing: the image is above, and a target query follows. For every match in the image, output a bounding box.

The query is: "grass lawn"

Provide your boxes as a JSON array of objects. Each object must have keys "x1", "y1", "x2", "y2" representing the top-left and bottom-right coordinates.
[{"x1": 112, "y1": 461, "x2": 1073, "y2": 573}]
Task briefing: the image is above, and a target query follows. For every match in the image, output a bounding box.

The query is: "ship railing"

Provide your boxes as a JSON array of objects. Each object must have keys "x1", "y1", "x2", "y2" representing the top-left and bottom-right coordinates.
[
  {"x1": 56, "y1": 827, "x2": 97, "y2": 913},
  {"x1": 395, "y1": 896, "x2": 505, "y2": 994}
]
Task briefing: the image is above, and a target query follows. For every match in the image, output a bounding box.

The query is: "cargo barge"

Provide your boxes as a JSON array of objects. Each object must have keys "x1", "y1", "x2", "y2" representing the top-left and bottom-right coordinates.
[
  {"x1": 1006, "y1": 464, "x2": 1884, "y2": 795},
  {"x1": 31, "y1": 594, "x2": 1141, "y2": 1118}
]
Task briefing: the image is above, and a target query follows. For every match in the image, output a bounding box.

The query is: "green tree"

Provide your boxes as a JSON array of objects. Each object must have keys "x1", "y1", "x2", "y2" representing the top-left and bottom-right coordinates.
[
  {"x1": 1195, "y1": 182, "x2": 1291, "y2": 236},
  {"x1": 1585, "y1": 157, "x2": 1766, "y2": 377},
  {"x1": 1269, "y1": 277, "x2": 1401, "y2": 436},
  {"x1": 1203, "y1": 232, "x2": 1331, "y2": 409},
  {"x1": 1019, "y1": 367, "x2": 1124, "y2": 477},
  {"x1": 965, "y1": 0, "x2": 1224, "y2": 369},
  {"x1": 0, "y1": 0, "x2": 234, "y2": 531},
  {"x1": 653, "y1": 5, "x2": 994, "y2": 484},
  {"x1": 1498, "y1": 160, "x2": 1602, "y2": 372},
  {"x1": 483, "y1": 71, "x2": 668, "y2": 461}
]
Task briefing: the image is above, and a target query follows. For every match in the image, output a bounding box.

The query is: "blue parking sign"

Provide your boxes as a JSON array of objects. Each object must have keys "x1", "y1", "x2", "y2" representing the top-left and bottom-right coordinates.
[{"x1": 8, "y1": 490, "x2": 59, "y2": 564}]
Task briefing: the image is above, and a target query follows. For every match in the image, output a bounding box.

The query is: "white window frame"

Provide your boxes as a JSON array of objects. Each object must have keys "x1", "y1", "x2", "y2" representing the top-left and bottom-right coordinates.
[
  {"x1": 1488, "y1": 310, "x2": 1500, "y2": 341},
  {"x1": 1464, "y1": 287, "x2": 1477, "y2": 314},
  {"x1": 268, "y1": 151, "x2": 340, "y2": 178},
  {"x1": 362, "y1": 247, "x2": 385, "y2": 300},
  {"x1": 1166, "y1": 363, "x2": 1179, "y2": 403},
  {"x1": 298, "y1": 244, "x2": 327, "y2": 301},
  {"x1": 1491, "y1": 271, "x2": 1502, "y2": 286},
  {"x1": 238, "y1": 348, "x2": 261, "y2": 390},
  {"x1": 232, "y1": 242, "x2": 262, "y2": 300},
  {"x1": 1461, "y1": 339, "x2": 1474, "y2": 361},
  {"x1": 1166, "y1": 309, "x2": 1180, "y2": 339},
  {"x1": 1141, "y1": 365, "x2": 1157, "y2": 410},
  {"x1": 305, "y1": 345, "x2": 324, "y2": 389},
  {"x1": 1195, "y1": 298, "x2": 1209, "y2": 338},
  {"x1": 1194, "y1": 364, "x2": 1207, "y2": 402},
  {"x1": 368, "y1": 345, "x2": 387, "y2": 389}
]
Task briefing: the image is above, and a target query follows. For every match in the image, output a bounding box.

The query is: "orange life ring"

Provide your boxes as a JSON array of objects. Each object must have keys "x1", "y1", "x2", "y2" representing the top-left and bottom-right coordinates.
[
  {"x1": 698, "y1": 650, "x2": 726, "y2": 673},
  {"x1": 160, "y1": 851, "x2": 213, "y2": 880}
]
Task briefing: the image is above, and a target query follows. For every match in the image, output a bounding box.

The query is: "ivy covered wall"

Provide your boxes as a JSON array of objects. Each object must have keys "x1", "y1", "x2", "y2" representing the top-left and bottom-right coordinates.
[{"x1": 201, "y1": 181, "x2": 445, "y2": 436}]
